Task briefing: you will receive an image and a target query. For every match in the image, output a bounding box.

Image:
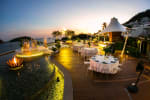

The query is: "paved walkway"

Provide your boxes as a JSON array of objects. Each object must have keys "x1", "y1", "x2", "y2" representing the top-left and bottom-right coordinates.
[{"x1": 54, "y1": 48, "x2": 150, "y2": 100}]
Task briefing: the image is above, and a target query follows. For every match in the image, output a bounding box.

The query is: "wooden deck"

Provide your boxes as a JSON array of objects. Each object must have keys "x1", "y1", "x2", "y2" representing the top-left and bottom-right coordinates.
[{"x1": 53, "y1": 48, "x2": 150, "y2": 100}]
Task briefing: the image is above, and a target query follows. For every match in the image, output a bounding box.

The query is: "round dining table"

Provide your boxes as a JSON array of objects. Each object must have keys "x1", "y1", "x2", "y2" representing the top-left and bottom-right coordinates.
[
  {"x1": 81, "y1": 47, "x2": 98, "y2": 57},
  {"x1": 89, "y1": 55, "x2": 120, "y2": 74},
  {"x1": 73, "y1": 43, "x2": 84, "y2": 52}
]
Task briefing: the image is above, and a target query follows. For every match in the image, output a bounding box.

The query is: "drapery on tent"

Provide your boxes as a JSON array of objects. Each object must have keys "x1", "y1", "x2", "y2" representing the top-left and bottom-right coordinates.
[{"x1": 99, "y1": 17, "x2": 126, "y2": 42}]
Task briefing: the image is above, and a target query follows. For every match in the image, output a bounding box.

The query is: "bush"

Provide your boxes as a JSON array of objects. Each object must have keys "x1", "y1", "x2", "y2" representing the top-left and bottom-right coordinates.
[
  {"x1": 77, "y1": 38, "x2": 81, "y2": 42},
  {"x1": 126, "y1": 46, "x2": 140, "y2": 57},
  {"x1": 55, "y1": 39, "x2": 60, "y2": 43},
  {"x1": 127, "y1": 37, "x2": 137, "y2": 47},
  {"x1": 88, "y1": 42, "x2": 91, "y2": 47},
  {"x1": 52, "y1": 47, "x2": 57, "y2": 52},
  {"x1": 99, "y1": 36, "x2": 104, "y2": 41},
  {"x1": 55, "y1": 42, "x2": 61, "y2": 49},
  {"x1": 114, "y1": 42, "x2": 124, "y2": 50},
  {"x1": 71, "y1": 35, "x2": 77, "y2": 40},
  {"x1": 104, "y1": 46, "x2": 112, "y2": 55},
  {"x1": 61, "y1": 37, "x2": 69, "y2": 42}
]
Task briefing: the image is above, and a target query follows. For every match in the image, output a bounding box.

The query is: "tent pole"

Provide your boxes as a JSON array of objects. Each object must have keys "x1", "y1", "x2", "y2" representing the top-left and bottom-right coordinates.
[
  {"x1": 104, "y1": 35, "x2": 105, "y2": 42},
  {"x1": 121, "y1": 32, "x2": 128, "y2": 58},
  {"x1": 140, "y1": 40, "x2": 142, "y2": 53}
]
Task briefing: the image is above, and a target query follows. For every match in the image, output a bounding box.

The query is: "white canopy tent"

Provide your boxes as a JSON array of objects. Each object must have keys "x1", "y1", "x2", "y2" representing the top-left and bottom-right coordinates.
[
  {"x1": 99, "y1": 17, "x2": 126, "y2": 34},
  {"x1": 99, "y1": 17, "x2": 127, "y2": 57}
]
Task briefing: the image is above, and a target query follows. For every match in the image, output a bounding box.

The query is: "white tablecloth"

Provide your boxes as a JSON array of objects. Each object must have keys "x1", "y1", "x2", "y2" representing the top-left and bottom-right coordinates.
[
  {"x1": 89, "y1": 55, "x2": 120, "y2": 74},
  {"x1": 73, "y1": 44, "x2": 84, "y2": 52},
  {"x1": 81, "y1": 47, "x2": 98, "y2": 57}
]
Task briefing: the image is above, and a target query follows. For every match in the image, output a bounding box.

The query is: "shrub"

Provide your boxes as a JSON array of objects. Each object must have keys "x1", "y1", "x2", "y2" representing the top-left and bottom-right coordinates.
[
  {"x1": 104, "y1": 46, "x2": 112, "y2": 55},
  {"x1": 61, "y1": 37, "x2": 69, "y2": 42},
  {"x1": 114, "y1": 42, "x2": 124, "y2": 50},
  {"x1": 55, "y1": 42, "x2": 61, "y2": 49},
  {"x1": 126, "y1": 46, "x2": 141, "y2": 57},
  {"x1": 77, "y1": 38, "x2": 81, "y2": 42},
  {"x1": 88, "y1": 42, "x2": 91, "y2": 47},
  {"x1": 55, "y1": 39, "x2": 60, "y2": 43},
  {"x1": 127, "y1": 37, "x2": 137, "y2": 47},
  {"x1": 52, "y1": 47, "x2": 57, "y2": 52}
]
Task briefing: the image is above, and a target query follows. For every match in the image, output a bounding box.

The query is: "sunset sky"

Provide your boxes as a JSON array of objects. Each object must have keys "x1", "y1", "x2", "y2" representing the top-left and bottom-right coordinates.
[{"x1": 0, "y1": 0, "x2": 150, "y2": 40}]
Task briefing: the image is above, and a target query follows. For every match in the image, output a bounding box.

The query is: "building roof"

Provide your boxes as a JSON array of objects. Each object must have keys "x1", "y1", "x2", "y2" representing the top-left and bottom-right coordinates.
[
  {"x1": 99, "y1": 17, "x2": 126, "y2": 34},
  {"x1": 129, "y1": 24, "x2": 150, "y2": 37}
]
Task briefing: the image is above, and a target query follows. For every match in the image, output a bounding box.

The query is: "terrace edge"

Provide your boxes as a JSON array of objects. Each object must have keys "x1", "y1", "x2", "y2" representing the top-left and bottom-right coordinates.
[{"x1": 50, "y1": 56, "x2": 73, "y2": 100}]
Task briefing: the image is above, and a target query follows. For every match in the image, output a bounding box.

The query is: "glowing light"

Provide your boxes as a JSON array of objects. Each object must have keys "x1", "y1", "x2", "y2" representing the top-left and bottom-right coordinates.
[
  {"x1": 14, "y1": 57, "x2": 17, "y2": 64},
  {"x1": 63, "y1": 27, "x2": 67, "y2": 31},
  {"x1": 7, "y1": 56, "x2": 23, "y2": 70},
  {"x1": 16, "y1": 40, "x2": 51, "y2": 58},
  {"x1": 66, "y1": 40, "x2": 72, "y2": 44},
  {"x1": 46, "y1": 66, "x2": 64, "y2": 100},
  {"x1": 16, "y1": 52, "x2": 44, "y2": 58},
  {"x1": 99, "y1": 43, "x2": 107, "y2": 48},
  {"x1": 57, "y1": 48, "x2": 73, "y2": 70}
]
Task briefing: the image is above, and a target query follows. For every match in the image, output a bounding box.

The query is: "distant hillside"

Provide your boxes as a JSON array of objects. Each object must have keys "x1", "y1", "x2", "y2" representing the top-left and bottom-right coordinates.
[
  {"x1": 0, "y1": 39, "x2": 3, "y2": 44},
  {"x1": 124, "y1": 9, "x2": 150, "y2": 27},
  {"x1": 9, "y1": 36, "x2": 33, "y2": 42}
]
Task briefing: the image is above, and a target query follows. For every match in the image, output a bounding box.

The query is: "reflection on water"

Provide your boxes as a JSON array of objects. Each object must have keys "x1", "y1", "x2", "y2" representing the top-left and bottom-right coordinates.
[
  {"x1": 56, "y1": 48, "x2": 73, "y2": 70},
  {"x1": 0, "y1": 56, "x2": 56, "y2": 100}
]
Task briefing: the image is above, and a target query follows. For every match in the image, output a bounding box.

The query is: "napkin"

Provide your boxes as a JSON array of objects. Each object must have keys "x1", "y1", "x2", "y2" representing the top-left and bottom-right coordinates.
[
  {"x1": 102, "y1": 61, "x2": 107, "y2": 64},
  {"x1": 111, "y1": 61, "x2": 116, "y2": 63}
]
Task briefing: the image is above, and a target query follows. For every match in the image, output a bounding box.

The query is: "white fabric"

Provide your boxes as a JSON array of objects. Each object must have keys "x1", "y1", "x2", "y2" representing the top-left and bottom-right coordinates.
[
  {"x1": 81, "y1": 48, "x2": 98, "y2": 57},
  {"x1": 73, "y1": 43, "x2": 84, "y2": 52},
  {"x1": 89, "y1": 55, "x2": 120, "y2": 74},
  {"x1": 100, "y1": 17, "x2": 126, "y2": 34}
]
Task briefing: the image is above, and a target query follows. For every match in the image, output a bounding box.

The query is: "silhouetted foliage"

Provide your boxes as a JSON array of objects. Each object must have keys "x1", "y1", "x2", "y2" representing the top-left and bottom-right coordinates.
[
  {"x1": 77, "y1": 34, "x2": 90, "y2": 40},
  {"x1": 61, "y1": 37, "x2": 69, "y2": 42},
  {"x1": 9, "y1": 36, "x2": 33, "y2": 42},
  {"x1": 102, "y1": 22, "x2": 107, "y2": 30},
  {"x1": 65, "y1": 30, "x2": 75, "y2": 38},
  {"x1": 0, "y1": 39, "x2": 4, "y2": 43},
  {"x1": 55, "y1": 42, "x2": 61, "y2": 49},
  {"x1": 127, "y1": 37, "x2": 137, "y2": 47},
  {"x1": 52, "y1": 31, "x2": 62, "y2": 38}
]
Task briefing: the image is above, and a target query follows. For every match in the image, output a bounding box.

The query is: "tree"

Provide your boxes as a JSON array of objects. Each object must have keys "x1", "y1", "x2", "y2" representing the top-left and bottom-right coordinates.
[
  {"x1": 52, "y1": 31, "x2": 62, "y2": 39},
  {"x1": 102, "y1": 22, "x2": 107, "y2": 30},
  {"x1": 102, "y1": 22, "x2": 107, "y2": 41},
  {"x1": 65, "y1": 30, "x2": 75, "y2": 39}
]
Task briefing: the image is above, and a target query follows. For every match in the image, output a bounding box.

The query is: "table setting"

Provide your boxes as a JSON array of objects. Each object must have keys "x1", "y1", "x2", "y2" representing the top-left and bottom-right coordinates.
[
  {"x1": 81, "y1": 47, "x2": 98, "y2": 57},
  {"x1": 89, "y1": 55, "x2": 120, "y2": 74},
  {"x1": 73, "y1": 43, "x2": 84, "y2": 52}
]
